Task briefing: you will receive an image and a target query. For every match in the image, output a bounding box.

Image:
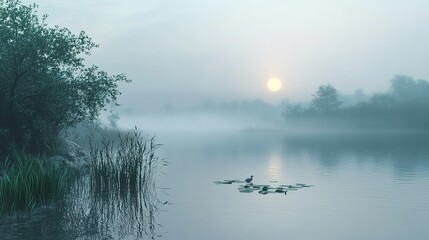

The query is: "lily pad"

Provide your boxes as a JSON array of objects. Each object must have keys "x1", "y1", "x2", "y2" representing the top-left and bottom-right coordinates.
[
  {"x1": 238, "y1": 187, "x2": 254, "y2": 193},
  {"x1": 214, "y1": 178, "x2": 313, "y2": 196},
  {"x1": 296, "y1": 183, "x2": 314, "y2": 187},
  {"x1": 213, "y1": 180, "x2": 233, "y2": 184},
  {"x1": 258, "y1": 190, "x2": 278, "y2": 194},
  {"x1": 253, "y1": 184, "x2": 270, "y2": 188}
]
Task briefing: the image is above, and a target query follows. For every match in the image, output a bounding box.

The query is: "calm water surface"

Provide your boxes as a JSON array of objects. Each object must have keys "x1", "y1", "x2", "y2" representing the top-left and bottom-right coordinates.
[
  {"x1": 1, "y1": 131, "x2": 429, "y2": 239},
  {"x1": 156, "y1": 131, "x2": 429, "y2": 240}
]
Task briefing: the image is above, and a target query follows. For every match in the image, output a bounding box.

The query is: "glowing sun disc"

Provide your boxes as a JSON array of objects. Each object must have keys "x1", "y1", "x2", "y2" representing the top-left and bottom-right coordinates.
[{"x1": 267, "y1": 78, "x2": 282, "y2": 92}]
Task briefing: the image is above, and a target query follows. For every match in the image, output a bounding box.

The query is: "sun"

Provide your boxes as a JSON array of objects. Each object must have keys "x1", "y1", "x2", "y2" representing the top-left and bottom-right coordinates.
[{"x1": 267, "y1": 78, "x2": 282, "y2": 92}]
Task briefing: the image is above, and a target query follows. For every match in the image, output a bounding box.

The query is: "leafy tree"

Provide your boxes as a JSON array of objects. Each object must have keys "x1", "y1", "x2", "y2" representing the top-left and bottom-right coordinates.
[
  {"x1": 311, "y1": 84, "x2": 341, "y2": 113},
  {"x1": 282, "y1": 102, "x2": 304, "y2": 118},
  {"x1": 0, "y1": 0, "x2": 130, "y2": 152},
  {"x1": 370, "y1": 93, "x2": 395, "y2": 108},
  {"x1": 390, "y1": 75, "x2": 429, "y2": 104}
]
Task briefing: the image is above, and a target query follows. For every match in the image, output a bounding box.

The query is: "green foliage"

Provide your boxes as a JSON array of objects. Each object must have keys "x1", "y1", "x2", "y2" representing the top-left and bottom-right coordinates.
[
  {"x1": 0, "y1": 149, "x2": 68, "y2": 215},
  {"x1": 0, "y1": 0, "x2": 130, "y2": 152},
  {"x1": 390, "y1": 75, "x2": 429, "y2": 104},
  {"x1": 311, "y1": 84, "x2": 341, "y2": 113}
]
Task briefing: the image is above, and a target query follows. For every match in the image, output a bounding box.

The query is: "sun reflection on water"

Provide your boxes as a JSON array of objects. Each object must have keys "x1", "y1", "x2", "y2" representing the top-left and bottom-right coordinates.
[{"x1": 266, "y1": 154, "x2": 284, "y2": 180}]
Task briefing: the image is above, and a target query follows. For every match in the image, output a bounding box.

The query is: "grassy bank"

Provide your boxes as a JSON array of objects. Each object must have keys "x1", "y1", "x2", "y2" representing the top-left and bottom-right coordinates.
[
  {"x1": 0, "y1": 126, "x2": 163, "y2": 225},
  {"x1": 0, "y1": 150, "x2": 68, "y2": 215}
]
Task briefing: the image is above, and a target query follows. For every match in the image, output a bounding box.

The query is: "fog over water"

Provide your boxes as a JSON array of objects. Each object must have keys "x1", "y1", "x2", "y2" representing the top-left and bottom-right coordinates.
[{"x1": 3, "y1": 1, "x2": 429, "y2": 240}]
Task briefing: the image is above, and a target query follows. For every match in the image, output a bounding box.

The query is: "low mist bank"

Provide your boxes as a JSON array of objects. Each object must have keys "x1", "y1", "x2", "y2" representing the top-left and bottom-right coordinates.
[
  {"x1": 112, "y1": 98, "x2": 284, "y2": 133},
  {"x1": 117, "y1": 112, "x2": 283, "y2": 134},
  {"x1": 110, "y1": 75, "x2": 429, "y2": 133},
  {"x1": 115, "y1": 112, "x2": 429, "y2": 135}
]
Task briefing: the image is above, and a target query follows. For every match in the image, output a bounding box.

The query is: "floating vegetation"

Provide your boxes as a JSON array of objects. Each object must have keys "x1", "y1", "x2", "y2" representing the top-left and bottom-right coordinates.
[
  {"x1": 296, "y1": 183, "x2": 314, "y2": 187},
  {"x1": 238, "y1": 187, "x2": 254, "y2": 193},
  {"x1": 214, "y1": 178, "x2": 314, "y2": 196},
  {"x1": 213, "y1": 180, "x2": 242, "y2": 184},
  {"x1": 275, "y1": 189, "x2": 286, "y2": 193},
  {"x1": 251, "y1": 184, "x2": 271, "y2": 190}
]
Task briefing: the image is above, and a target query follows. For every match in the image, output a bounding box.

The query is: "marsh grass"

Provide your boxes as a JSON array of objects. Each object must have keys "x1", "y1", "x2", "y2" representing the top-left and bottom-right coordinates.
[
  {"x1": 0, "y1": 149, "x2": 68, "y2": 215},
  {"x1": 89, "y1": 129, "x2": 162, "y2": 201},
  {"x1": 88, "y1": 129, "x2": 164, "y2": 237}
]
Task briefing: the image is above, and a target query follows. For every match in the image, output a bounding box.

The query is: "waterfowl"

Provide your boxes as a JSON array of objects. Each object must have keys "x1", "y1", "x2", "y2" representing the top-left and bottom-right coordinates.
[{"x1": 245, "y1": 175, "x2": 254, "y2": 183}]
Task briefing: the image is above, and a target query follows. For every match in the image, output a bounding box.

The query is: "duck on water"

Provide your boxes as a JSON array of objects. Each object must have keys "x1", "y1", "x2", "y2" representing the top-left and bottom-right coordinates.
[{"x1": 245, "y1": 175, "x2": 254, "y2": 183}]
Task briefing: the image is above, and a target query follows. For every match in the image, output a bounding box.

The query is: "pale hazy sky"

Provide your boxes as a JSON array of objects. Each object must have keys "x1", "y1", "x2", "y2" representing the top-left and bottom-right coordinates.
[{"x1": 23, "y1": 0, "x2": 429, "y2": 111}]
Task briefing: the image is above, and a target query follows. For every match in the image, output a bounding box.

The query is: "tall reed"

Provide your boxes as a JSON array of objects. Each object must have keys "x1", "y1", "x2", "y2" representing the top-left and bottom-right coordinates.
[
  {"x1": 84, "y1": 129, "x2": 163, "y2": 238},
  {"x1": 89, "y1": 130, "x2": 162, "y2": 201},
  {"x1": 0, "y1": 149, "x2": 68, "y2": 215}
]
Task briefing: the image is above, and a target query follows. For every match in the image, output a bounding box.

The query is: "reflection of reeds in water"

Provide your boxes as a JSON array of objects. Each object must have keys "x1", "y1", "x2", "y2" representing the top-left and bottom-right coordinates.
[
  {"x1": 85, "y1": 129, "x2": 163, "y2": 239},
  {"x1": 0, "y1": 130, "x2": 165, "y2": 239}
]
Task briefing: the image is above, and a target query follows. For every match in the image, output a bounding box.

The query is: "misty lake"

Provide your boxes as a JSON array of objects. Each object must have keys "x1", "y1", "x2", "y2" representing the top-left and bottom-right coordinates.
[
  {"x1": 1, "y1": 130, "x2": 429, "y2": 240},
  {"x1": 156, "y1": 130, "x2": 429, "y2": 240}
]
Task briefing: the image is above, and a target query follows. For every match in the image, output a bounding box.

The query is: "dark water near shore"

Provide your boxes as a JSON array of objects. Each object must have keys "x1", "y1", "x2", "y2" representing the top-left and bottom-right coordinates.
[{"x1": 1, "y1": 131, "x2": 429, "y2": 239}]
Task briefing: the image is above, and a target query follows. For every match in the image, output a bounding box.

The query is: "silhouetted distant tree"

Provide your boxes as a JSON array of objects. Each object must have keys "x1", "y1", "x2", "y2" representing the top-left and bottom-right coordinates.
[
  {"x1": 0, "y1": 0, "x2": 130, "y2": 152},
  {"x1": 370, "y1": 93, "x2": 395, "y2": 108},
  {"x1": 390, "y1": 75, "x2": 429, "y2": 104},
  {"x1": 282, "y1": 103, "x2": 304, "y2": 118},
  {"x1": 311, "y1": 84, "x2": 341, "y2": 113},
  {"x1": 281, "y1": 76, "x2": 429, "y2": 129}
]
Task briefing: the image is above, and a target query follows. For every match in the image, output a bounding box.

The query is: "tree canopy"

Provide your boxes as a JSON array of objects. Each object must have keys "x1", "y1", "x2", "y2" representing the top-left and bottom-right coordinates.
[
  {"x1": 390, "y1": 75, "x2": 429, "y2": 104},
  {"x1": 311, "y1": 84, "x2": 341, "y2": 113},
  {"x1": 0, "y1": 0, "x2": 130, "y2": 152}
]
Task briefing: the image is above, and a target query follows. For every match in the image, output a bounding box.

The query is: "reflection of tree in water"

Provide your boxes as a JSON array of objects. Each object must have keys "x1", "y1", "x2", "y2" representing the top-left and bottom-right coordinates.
[{"x1": 282, "y1": 132, "x2": 429, "y2": 176}]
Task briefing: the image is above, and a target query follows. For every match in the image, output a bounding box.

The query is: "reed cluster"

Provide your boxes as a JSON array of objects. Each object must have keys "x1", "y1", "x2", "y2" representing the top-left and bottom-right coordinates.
[
  {"x1": 89, "y1": 130, "x2": 161, "y2": 200},
  {"x1": 0, "y1": 150, "x2": 68, "y2": 215}
]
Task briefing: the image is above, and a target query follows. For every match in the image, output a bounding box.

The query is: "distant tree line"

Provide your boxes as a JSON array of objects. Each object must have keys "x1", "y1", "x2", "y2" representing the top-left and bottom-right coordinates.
[{"x1": 283, "y1": 75, "x2": 429, "y2": 129}]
